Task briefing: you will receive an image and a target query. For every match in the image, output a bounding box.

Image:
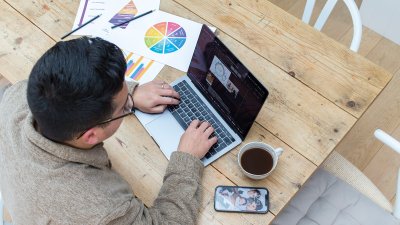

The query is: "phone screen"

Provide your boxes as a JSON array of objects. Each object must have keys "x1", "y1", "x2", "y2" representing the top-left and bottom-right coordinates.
[{"x1": 214, "y1": 186, "x2": 269, "y2": 213}]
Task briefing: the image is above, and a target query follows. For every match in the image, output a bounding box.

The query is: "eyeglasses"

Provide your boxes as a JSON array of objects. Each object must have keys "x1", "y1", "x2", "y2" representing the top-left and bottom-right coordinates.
[{"x1": 76, "y1": 93, "x2": 134, "y2": 139}]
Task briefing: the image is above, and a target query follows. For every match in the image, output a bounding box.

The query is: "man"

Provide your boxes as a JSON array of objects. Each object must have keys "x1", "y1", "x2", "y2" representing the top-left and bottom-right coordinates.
[{"x1": 0, "y1": 37, "x2": 217, "y2": 224}]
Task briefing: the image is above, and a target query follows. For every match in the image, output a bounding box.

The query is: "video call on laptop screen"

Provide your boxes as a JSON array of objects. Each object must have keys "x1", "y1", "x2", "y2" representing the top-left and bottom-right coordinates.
[{"x1": 188, "y1": 25, "x2": 268, "y2": 140}]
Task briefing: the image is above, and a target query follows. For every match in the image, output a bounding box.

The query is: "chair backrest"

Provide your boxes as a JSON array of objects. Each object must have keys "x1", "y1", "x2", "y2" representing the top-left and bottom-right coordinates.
[
  {"x1": 302, "y1": 0, "x2": 362, "y2": 52},
  {"x1": 374, "y1": 129, "x2": 400, "y2": 219}
]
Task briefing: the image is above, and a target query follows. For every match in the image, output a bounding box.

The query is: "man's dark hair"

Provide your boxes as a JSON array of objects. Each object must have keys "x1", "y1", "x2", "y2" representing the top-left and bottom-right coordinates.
[{"x1": 27, "y1": 37, "x2": 126, "y2": 142}]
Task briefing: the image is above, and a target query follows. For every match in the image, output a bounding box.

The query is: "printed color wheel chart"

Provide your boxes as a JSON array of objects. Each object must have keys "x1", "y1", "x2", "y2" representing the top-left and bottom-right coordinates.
[{"x1": 144, "y1": 22, "x2": 186, "y2": 54}]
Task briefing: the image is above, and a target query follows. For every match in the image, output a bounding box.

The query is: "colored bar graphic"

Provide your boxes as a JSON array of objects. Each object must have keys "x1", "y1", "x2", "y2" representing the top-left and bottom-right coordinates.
[
  {"x1": 125, "y1": 55, "x2": 144, "y2": 77},
  {"x1": 131, "y1": 64, "x2": 144, "y2": 79},
  {"x1": 126, "y1": 59, "x2": 133, "y2": 68},
  {"x1": 124, "y1": 51, "x2": 164, "y2": 84},
  {"x1": 135, "y1": 61, "x2": 154, "y2": 81}
]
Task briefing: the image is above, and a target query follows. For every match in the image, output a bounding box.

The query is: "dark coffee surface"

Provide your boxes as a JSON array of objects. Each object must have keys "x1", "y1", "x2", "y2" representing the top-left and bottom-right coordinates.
[{"x1": 240, "y1": 148, "x2": 273, "y2": 175}]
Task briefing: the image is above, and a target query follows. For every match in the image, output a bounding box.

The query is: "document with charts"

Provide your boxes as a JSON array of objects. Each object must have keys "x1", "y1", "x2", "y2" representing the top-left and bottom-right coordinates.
[
  {"x1": 97, "y1": 10, "x2": 203, "y2": 72},
  {"x1": 71, "y1": 0, "x2": 160, "y2": 36}
]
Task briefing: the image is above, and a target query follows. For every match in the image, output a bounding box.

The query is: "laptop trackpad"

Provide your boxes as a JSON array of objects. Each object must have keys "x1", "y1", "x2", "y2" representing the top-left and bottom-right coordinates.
[{"x1": 146, "y1": 112, "x2": 185, "y2": 160}]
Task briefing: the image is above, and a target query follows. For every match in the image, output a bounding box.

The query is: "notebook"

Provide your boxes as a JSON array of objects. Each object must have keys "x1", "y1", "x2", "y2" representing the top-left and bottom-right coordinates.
[{"x1": 135, "y1": 25, "x2": 269, "y2": 166}]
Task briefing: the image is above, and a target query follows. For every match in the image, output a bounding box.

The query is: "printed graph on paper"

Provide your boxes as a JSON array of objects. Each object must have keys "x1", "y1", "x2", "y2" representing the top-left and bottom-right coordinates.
[{"x1": 124, "y1": 51, "x2": 164, "y2": 84}]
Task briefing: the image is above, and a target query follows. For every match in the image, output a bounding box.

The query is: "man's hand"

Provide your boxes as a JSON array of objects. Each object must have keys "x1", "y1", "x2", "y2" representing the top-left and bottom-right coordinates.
[
  {"x1": 177, "y1": 120, "x2": 218, "y2": 159},
  {"x1": 132, "y1": 80, "x2": 180, "y2": 113}
]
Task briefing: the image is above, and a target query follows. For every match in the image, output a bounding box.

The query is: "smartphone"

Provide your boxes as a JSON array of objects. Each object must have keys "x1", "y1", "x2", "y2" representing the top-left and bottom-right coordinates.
[{"x1": 214, "y1": 185, "x2": 269, "y2": 213}]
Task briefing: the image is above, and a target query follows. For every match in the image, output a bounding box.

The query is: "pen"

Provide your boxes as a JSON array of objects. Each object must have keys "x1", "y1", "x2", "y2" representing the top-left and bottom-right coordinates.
[
  {"x1": 111, "y1": 9, "x2": 155, "y2": 29},
  {"x1": 61, "y1": 14, "x2": 102, "y2": 40}
]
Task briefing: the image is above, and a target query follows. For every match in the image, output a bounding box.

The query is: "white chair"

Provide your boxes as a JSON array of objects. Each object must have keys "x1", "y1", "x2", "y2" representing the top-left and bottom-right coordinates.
[
  {"x1": 374, "y1": 129, "x2": 400, "y2": 219},
  {"x1": 272, "y1": 129, "x2": 400, "y2": 225},
  {"x1": 302, "y1": 0, "x2": 362, "y2": 52}
]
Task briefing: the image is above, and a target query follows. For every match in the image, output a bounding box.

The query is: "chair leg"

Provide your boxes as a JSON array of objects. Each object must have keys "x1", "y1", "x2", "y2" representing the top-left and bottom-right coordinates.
[
  {"x1": 343, "y1": 0, "x2": 362, "y2": 52},
  {"x1": 314, "y1": 0, "x2": 338, "y2": 31},
  {"x1": 374, "y1": 129, "x2": 400, "y2": 218},
  {"x1": 302, "y1": 0, "x2": 316, "y2": 24},
  {"x1": 374, "y1": 129, "x2": 400, "y2": 154}
]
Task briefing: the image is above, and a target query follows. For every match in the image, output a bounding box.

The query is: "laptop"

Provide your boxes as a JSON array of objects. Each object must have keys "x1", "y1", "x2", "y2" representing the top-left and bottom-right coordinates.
[{"x1": 135, "y1": 25, "x2": 269, "y2": 166}]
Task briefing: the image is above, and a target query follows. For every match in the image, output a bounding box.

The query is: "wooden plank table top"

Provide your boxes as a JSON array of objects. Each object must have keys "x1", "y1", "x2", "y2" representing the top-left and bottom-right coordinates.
[{"x1": 0, "y1": 0, "x2": 393, "y2": 224}]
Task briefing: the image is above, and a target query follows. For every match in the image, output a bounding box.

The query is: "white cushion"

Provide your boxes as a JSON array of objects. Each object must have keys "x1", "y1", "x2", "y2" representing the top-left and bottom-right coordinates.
[{"x1": 272, "y1": 169, "x2": 399, "y2": 225}]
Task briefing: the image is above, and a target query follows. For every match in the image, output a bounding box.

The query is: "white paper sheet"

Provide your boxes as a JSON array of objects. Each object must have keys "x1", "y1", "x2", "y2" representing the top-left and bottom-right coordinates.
[
  {"x1": 71, "y1": 0, "x2": 160, "y2": 36},
  {"x1": 96, "y1": 10, "x2": 203, "y2": 72}
]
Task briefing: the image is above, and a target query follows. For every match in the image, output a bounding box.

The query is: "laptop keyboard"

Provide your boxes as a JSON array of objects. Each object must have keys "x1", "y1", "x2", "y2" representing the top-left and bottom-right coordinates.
[{"x1": 168, "y1": 80, "x2": 236, "y2": 159}]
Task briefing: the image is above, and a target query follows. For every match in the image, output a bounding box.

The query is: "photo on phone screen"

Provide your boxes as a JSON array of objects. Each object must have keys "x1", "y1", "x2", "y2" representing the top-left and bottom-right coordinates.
[{"x1": 214, "y1": 186, "x2": 269, "y2": 213}]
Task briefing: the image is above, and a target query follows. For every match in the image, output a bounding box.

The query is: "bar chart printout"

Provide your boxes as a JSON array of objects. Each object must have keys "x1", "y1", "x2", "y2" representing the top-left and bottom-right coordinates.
[{"x1": 124, "y1": 52, "x2": 164, "y2": 84}]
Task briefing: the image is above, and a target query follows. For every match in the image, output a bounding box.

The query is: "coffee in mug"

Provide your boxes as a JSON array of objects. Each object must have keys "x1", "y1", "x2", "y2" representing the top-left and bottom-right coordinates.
[{"x1": 238, "y1": 142, "x2": 283, "y2": 179}]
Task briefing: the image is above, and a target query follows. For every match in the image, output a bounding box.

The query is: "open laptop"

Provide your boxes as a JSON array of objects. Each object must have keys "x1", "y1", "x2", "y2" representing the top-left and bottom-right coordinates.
[{"x1": 135, "y1": 25, "x2": 269, "y2": 166}]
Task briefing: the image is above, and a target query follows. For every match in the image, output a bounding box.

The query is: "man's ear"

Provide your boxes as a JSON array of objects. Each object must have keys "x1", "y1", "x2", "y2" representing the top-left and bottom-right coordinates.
[{"x1": 81, "y1": 128, "x2": 101, "y2": 145}]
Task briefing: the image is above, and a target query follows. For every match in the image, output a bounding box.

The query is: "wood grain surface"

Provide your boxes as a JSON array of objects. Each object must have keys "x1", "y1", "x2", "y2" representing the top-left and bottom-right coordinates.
[{"x1": 0, "y1": 0, "x2": 393, "y2": 223}]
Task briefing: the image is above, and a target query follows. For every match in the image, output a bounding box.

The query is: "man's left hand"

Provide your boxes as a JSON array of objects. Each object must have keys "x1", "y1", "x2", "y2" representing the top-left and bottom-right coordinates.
[{"x1": 132, "y1": 80, "x2": 180, "y2": 113}]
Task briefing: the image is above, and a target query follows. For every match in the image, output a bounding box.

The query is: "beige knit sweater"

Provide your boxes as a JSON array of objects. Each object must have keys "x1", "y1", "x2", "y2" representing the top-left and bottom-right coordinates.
[{"x1": 0, "y1": 80, "x2": 204, "y2": 225}]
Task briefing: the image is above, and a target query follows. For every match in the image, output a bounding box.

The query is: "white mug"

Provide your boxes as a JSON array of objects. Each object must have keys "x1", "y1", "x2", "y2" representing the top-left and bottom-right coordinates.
[{"x1": 237, "y1": 142, "x2": 283, "y2": 179}]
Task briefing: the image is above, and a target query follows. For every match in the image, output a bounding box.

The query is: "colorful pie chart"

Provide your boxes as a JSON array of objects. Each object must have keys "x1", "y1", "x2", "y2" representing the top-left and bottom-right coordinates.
[{"x1": 144, "y1": 22, "x2": 186, "y2": 54}]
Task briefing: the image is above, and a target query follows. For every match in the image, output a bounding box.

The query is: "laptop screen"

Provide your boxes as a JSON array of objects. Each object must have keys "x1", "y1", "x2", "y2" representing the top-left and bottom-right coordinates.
[{"x1": 187, "y1": 25, "x2": 269, "y2": 140}]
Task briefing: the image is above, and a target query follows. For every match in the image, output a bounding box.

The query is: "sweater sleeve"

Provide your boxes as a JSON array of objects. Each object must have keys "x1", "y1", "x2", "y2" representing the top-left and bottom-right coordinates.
[
  {"x1": 126, "y1": 79, "x2": 139, "y2": 95},
  {"x1": 103, "y1": 151, "x2": 204, "y2": 225}
]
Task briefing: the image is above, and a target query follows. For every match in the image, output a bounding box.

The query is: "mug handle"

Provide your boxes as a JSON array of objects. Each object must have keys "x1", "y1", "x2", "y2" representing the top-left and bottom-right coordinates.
[{"x1": 274, "y1": 147, "x2": 284, "y2": 157}]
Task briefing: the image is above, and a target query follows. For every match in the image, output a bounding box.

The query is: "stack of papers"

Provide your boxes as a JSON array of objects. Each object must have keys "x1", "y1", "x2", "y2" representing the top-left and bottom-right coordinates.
[{"x1": 71, "y1": 0, "x2": 207, "y2": 84}]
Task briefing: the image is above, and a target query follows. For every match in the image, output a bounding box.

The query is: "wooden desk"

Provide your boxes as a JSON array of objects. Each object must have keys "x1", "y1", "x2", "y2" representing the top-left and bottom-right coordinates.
[{"x1": 0, "y1": 0, "x2": 392, "y2": 224}]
